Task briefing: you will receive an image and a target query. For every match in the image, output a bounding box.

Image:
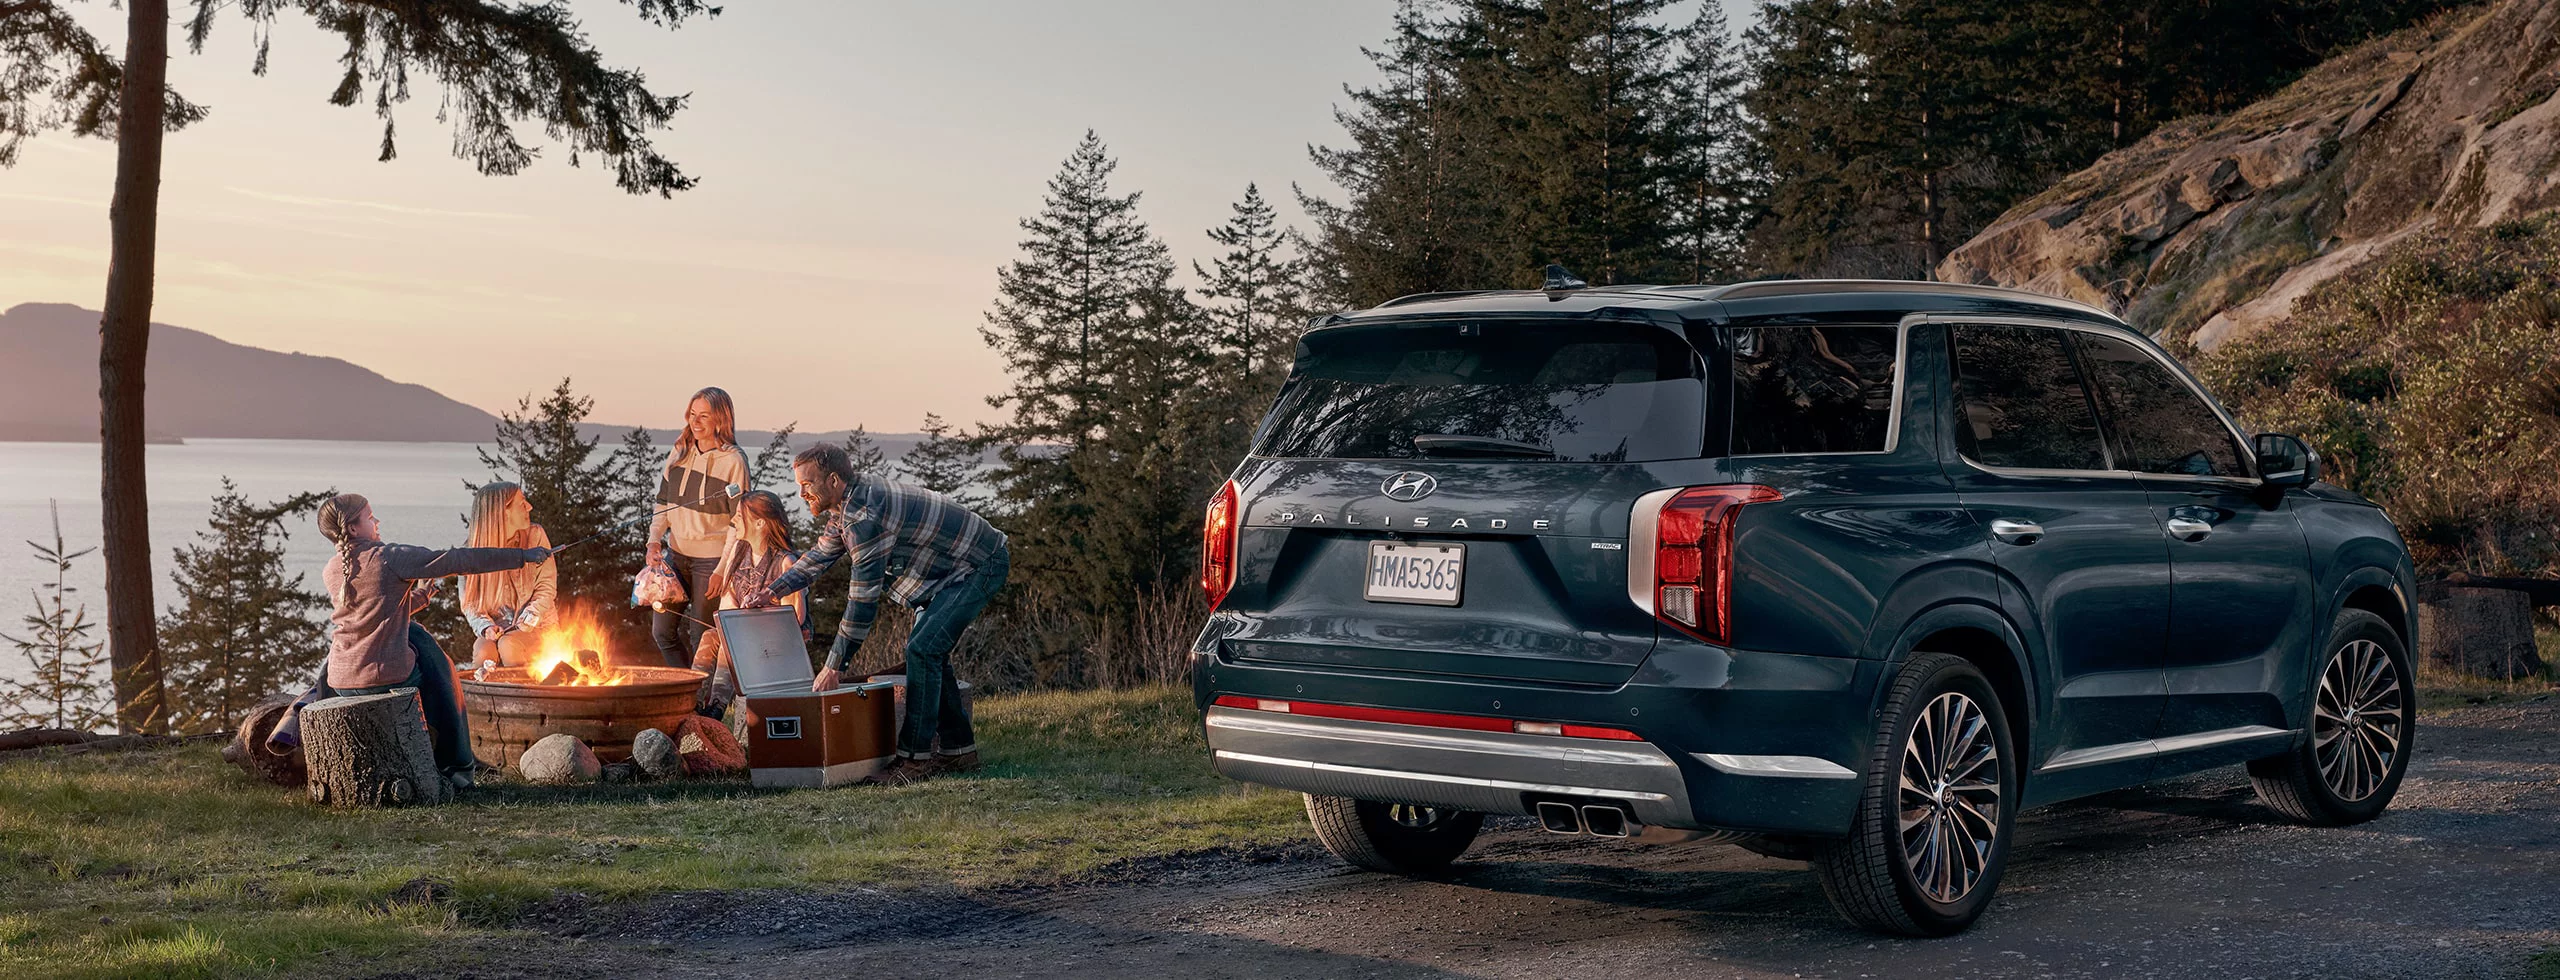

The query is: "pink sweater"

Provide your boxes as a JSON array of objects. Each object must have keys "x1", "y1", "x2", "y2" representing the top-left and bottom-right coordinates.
[{"x1": 322, "y1": 540, "x2": 532, "y2": 689}]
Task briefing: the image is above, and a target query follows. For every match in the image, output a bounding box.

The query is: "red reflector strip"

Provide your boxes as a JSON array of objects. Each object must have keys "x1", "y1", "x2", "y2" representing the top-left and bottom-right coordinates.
[{"x1": 1212, "y1": 696, "x2": 1640, "y2": 741}]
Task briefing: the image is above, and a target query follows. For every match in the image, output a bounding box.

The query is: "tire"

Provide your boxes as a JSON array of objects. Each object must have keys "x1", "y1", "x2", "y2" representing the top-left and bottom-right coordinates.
[
  {"x1": 1303, "y1": 794, "x2": 1484, "y2": 874},
  {"x1": 1813, "y1": 653, "x2": 2017, "y2": 936},
  {"x1": 2248, "y1": 608, "x2": 2414, "y2": 826}
]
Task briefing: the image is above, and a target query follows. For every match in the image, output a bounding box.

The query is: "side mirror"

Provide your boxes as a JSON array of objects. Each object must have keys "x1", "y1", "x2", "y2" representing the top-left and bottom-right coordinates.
[{"x1": 2253, "y1": 433, "x2": 2321, "y2": 489}]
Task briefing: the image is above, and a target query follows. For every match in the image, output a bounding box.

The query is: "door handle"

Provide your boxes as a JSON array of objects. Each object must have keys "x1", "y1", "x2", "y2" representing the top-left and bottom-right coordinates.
[
  {"x1": 2165, "y1": 516, "x2": 2214, "y2": 542},
  {"x1": 1989, "y1": 519, "x2": 2045, "y2": 546}
]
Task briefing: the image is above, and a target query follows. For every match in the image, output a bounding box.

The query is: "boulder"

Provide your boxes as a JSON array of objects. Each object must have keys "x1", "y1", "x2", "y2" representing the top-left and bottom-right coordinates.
[
  {"x1": 632, "y1": 728, "x2": 682, "y2": 780},
  {"x1": 1940, "y1": 0, "x2": 2560, "y2": 350},
  {"x1": 519, "y1": 733, "x2": 602, "y2": 785},
  {"x1": 672, "y1": 715, "x2": 746, "y2": 777}
]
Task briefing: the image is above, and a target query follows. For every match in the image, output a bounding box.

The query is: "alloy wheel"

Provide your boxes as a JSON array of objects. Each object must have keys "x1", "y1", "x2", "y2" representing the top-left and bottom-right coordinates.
[
  {"x1": 1897, "y1": 691, "x2": 2002, "y2": 904},
  {"x1": 2315, "y1": 638, "x2": 2406, "y2": 802},
  {"x1": 1384, "y1": 802, "x2": 1454, "y2": 831}
]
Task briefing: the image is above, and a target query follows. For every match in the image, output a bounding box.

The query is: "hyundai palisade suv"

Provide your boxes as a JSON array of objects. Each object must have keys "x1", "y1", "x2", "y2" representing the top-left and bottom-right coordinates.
[{"x1": 1191, "y1": 277, "x2": 2417, "y2": 936}]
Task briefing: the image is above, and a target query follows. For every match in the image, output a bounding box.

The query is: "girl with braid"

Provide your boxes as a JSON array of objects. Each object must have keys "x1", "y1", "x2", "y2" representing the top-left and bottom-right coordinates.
[{"x1": 267, "y1": 493, "x2": 551, "y2": 790}]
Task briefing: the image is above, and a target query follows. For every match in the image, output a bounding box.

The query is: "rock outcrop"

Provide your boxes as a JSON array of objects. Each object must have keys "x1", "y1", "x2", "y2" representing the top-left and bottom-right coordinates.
[{"x1": 1940, "y1": 0, "x2": 2560, "y2": 349}]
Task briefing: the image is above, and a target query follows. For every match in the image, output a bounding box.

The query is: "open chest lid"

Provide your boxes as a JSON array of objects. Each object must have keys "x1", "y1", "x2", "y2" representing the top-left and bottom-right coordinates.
[{"x1": 716, "y1": 606, "x2": 820, "y2": 699}]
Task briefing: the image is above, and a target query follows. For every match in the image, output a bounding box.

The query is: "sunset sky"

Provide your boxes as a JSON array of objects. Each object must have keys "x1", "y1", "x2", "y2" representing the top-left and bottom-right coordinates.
[{"x1": 4, "y1": 1, "x2": 1746, "y2": 435}]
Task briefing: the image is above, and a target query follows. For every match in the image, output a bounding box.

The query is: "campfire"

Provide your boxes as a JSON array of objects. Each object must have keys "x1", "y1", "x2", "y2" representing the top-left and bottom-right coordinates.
[
  {"x1": 520, "y1": 605, "x2": 637, "y2": 686},
  {"x1": 458, "y1": 602, "x2": 705, "y2": 769}
]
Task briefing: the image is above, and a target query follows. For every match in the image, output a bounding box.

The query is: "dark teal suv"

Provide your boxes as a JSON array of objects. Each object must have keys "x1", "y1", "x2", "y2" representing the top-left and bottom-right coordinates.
[{"x1": 1191, "y1": 278, "x2": 2417, "y2": 936}]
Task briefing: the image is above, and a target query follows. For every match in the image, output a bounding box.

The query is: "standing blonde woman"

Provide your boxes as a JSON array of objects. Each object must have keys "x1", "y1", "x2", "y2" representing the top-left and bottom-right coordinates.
[
  {"x1": 460, "y1": 482, "x2": 556, "y2": 667},
  {"x1": 648, "y1": 386, "x2": 751, "y2": 668}
]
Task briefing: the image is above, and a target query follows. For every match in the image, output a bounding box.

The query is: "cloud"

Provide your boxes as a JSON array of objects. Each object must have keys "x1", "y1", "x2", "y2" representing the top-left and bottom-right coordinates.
[{"x1": 223, "y1": 186, "x2": 528, "y2": 222}]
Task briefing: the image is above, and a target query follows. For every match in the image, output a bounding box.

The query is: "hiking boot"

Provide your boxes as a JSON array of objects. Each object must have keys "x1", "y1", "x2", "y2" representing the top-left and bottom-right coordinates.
[
  {"x1": 937, "y1": 749, "x2": 982, "y2": 773},
  {"x1": 859, "y1": 756, "x2": 940, "y2": 787}
]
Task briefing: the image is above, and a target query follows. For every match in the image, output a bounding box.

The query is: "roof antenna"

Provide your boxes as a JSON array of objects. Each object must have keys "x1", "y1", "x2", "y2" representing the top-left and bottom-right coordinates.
[{"x1": 1542, "y1": 263, "x2": 1587, "y2": 301}]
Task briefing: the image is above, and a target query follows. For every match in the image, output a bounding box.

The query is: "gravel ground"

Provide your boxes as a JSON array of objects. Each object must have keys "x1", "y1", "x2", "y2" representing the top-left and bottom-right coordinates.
[{"x1": 384, "y1": 696, "x2": 2560, "y2": 980}]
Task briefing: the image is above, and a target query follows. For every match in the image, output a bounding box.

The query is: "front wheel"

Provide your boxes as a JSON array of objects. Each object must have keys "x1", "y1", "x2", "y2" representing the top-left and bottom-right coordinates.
[
  {"x1": 1303, "y1": 795, "x2": 1483, "y2": 874},
  {"x1": 2248, "y1": 608, "x2": 2413, "y2": 825},
  {"x1": 1813, "y1": 653, "x2": 2017, "y2": 936}
]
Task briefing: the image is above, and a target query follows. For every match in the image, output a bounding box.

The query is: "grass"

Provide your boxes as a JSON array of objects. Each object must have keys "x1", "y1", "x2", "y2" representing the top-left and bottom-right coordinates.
[
  {"x1": 0, "y1": 685, "x2": 1306, "y2": 979},
  {"x1": 2529, "y1": 949, "x2": 2560, "y2": 980}
]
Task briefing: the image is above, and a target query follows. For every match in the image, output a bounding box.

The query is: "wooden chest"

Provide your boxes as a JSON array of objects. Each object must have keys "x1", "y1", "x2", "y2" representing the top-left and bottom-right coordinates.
[{"x1": 716, "y1": 607, "x2": 897, "y2": 789}]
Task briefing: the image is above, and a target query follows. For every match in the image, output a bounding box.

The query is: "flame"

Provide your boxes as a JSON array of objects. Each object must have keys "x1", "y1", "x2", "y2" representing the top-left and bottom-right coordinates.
[{"x1": 522, "y1": 603, "x2": 635, "y2": 686}]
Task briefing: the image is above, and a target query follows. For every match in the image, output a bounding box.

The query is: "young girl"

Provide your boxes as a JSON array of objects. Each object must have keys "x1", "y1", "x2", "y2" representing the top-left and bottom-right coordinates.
[
  {"x1": 691, "y1": 489, "x2": 808, "y2": 718},
  {"x1": 459, "y1": 482, "x2": 556, "y2": 667},
  {"x1": 648, "y1": 387, "x2": 751, "y2": 668},
  {"x1": 275, "y1": 493, "x2": 548, "y2": 788}
]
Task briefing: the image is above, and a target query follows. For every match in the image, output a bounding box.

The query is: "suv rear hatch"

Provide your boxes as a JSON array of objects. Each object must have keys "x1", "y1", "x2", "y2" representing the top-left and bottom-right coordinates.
[{"x1": 1218, "y1": 315, "x2": 1707, "y2": 688}]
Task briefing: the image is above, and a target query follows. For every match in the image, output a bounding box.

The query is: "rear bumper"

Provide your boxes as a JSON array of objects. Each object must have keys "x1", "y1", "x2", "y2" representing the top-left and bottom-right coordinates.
[
  {"x1": 1207, "y1": 706, "x2": 1696, "y2": 826},
  {"x1": 1196, "y1": 638, "x2": 1886, "y2": 836}
]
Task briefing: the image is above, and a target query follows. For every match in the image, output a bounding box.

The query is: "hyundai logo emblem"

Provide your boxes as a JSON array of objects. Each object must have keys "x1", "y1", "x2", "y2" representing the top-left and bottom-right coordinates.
[{"x1": 1382, "y1": 472, "x2": 1438, "y2": 502}]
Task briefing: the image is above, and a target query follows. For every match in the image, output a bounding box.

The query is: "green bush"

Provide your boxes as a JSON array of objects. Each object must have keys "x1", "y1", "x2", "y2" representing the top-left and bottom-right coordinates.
[{"x1": 2197, "y1": 214, "x2": 2560, "y2": 576}]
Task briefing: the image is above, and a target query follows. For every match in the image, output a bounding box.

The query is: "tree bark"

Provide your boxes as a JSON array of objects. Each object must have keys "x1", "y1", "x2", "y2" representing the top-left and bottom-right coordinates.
[
  {"x1": 100, "y1": 0, "x2": 172, "y2": 735},
  {"x1": 220, "y1": 694, "x2": 310, "y2": 787},
  {"x1": 302, "y1": 691, "x2": 450, "y2": 808},
  {"x1": 2417, "y1": 583, "x2": 2547, "y2": 681}
]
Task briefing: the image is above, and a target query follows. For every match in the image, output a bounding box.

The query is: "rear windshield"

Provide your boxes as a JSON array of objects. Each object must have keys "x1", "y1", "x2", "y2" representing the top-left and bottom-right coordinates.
[{"x1": 1252, "y1": 320, "x2": 1706, "y2": 462}]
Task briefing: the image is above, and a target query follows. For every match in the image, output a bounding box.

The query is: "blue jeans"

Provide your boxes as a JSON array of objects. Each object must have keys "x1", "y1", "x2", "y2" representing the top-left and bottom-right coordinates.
[
  {"x1": 291, "y1": 624, "x2": 476, "y2": 773},
  {"x1": 898, "y1": 545, "x2": 1008, "y2": 759}
]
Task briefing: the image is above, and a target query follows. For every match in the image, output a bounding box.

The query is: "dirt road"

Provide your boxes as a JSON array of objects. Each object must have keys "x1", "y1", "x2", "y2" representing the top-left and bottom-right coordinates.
[{"x1": 442, "y1": 697, "x2": 2560, "y2": 980}]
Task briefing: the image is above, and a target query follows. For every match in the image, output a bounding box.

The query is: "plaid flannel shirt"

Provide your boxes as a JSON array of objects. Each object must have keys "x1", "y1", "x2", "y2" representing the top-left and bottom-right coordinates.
[{"x1": 767, "y1": 478, "x2": 1007, "y2": 671}]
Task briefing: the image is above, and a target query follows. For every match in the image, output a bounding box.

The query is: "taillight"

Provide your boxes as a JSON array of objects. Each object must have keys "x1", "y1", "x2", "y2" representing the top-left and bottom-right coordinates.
[
  {"x1": 1201, "y1": 479, "x2": 1241, "y2": 609},
  {"x1": 1628, "y1": 484, "x2": 1780, "y2": 644}
]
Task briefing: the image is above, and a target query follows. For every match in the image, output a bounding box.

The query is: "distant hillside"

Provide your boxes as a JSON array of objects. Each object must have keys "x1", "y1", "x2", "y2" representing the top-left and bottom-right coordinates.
[
  {"x1": 1941, "y1": 0, "x2": 2560, "y2": 350},
  {"x1": 0, "y1": 302, "x2": 500, "y2": 442}
]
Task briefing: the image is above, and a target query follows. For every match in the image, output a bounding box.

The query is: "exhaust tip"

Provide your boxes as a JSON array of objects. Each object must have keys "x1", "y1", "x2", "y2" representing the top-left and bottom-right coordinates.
[
  {"x1": 1581, "y1": 804, "x2": 1630, "y2": 838},
  {"x1": 1536, "y1": 801, "x2": 1585, "y2": 834}
]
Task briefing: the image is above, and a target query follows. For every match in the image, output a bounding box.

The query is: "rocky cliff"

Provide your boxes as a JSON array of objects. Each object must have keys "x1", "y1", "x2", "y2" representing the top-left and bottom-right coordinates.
[{"x1": 1939, "y1": 0, "x2": 2560, "y2": 349}]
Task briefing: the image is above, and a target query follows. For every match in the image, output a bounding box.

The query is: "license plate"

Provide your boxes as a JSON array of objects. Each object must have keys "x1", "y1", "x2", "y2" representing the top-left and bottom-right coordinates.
[{"x1": 1364, "y1": 541, "x2": 1466, "y2": 606}]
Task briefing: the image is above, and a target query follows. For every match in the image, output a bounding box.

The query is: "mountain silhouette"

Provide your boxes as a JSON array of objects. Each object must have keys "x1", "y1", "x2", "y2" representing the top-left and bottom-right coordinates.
[{"x1": 1, "y1": 302, "x2": 501, "y2": 442}]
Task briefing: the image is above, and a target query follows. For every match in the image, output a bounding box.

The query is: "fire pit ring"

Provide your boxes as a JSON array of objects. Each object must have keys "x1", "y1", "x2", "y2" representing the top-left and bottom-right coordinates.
[{"x1": 461, "y1": 665, "x2": 707, "y2": 770}]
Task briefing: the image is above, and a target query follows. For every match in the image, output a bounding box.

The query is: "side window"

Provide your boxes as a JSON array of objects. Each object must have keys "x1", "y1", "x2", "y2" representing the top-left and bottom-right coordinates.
[
  {"x1": 2074, "y1": 334, "x2": 2249, "y2": 477},
  {"x1": 1728, "y1": 325, "x2": 1900, "y2": 454},
  {"x1": 1949, "y1": 324, "x2": 2108, "y2": 471}
]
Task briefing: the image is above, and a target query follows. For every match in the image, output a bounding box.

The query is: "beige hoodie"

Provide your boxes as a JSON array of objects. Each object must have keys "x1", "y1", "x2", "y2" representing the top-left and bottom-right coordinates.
[{"x1": 649, "y1": 444, "x2": 749, "y2": 559}]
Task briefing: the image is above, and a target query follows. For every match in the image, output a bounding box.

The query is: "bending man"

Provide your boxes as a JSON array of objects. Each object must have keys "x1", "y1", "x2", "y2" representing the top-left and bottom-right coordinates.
[{"x1": 749, "y1": 442, "x2": 1010, "y2": 787}]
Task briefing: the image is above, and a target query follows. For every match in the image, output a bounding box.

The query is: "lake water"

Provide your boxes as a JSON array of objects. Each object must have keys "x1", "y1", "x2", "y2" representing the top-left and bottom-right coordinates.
[{"x1": 0, "y1": 440, "x2": 516, "y2": 687}]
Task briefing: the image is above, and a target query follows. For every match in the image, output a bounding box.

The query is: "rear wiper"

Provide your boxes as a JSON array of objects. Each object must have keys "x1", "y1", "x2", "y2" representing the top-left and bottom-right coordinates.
[{"x1": 1412, "y1": 433, "x2": 1555, "y2": 458}]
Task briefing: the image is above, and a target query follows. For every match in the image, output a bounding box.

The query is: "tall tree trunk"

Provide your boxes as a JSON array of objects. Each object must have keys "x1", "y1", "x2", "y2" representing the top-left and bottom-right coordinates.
[{"x1": 100, "y1": 0, "x2": 171, "y2": 735}]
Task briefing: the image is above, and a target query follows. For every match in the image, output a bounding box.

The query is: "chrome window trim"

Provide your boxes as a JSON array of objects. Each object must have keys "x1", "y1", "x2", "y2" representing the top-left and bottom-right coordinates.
[
  {"x1": 2037, "y1": 725, "x2": 2294, "y2": 773},
  {"x1": 1723, "y1": 322, "x2": 1909, "y2": 458},
  {"x1": 1919, "y1": 313, "x2": 2261, "y2": 483},
  {"x1": 1213, "y1": 750, "x2": 1676, "y2": 803},
  {"x1": 1694, "y1": 753, "x2": 1860, "y2": 779}
]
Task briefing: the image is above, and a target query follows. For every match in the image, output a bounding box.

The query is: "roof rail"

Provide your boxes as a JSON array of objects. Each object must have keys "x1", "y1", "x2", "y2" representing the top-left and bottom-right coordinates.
[
  {"x1": 1711, "y1": 279, "x2": 2115, "y2": 318},
  {"x1": 1374, "y1": 289, "x2": 1499, "y2": 309}
]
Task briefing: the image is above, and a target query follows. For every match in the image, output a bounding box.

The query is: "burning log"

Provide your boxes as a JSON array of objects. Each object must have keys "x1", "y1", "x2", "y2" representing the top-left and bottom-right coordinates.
[
  {"x1": 537, "y1": 661, "x2": 579, "y2": 686},
  {"x1": 303, "y1": 691, "x2": 450, "y2": 808}
]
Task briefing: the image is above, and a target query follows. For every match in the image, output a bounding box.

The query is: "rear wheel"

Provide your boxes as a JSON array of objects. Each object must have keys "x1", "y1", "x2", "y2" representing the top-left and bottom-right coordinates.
[
  {"x1": 2248, "y1": 609, "x2": 2413, "y2": 825},
  {"x1": 1814, "y1": 653, "x2": 2016, "y2": 936},
  {"x1": 1303, "y1": 795, "x2": 1483, "y2": 874}
]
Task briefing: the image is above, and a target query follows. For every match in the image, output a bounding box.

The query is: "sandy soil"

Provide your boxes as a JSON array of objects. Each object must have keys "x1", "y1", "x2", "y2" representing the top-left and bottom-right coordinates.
[{"x1": 380, "y1": 696, "x2": 2560, "y2": 980}]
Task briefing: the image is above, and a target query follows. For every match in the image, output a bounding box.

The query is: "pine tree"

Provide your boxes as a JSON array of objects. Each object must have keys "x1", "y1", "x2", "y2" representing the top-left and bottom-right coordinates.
[
  {"x1": 476, "y1": 379, "x2": 658, "y2": 646},
  {"x1": 1194, "y1": 183, "x2": 1312, "y2": 390},
  {"x1": 0, "y1": 502, "x2": 112, "y2": 731},
  {"x1": 0, "y1": 2, "x2": 203, "y2": 167},
  {"x1": 840, "y1": 426, "x2": 891, "y2": 478},
  {"x1": 982, "y1": 130, "x2": 1178, "y2": 454},
  {"x1": 749, "y1": 423, "x2": 800, "y2": 495},
  {"x1": 157, "y1": 482, "x2": 330, "y2": 734},
  {"x1": 899, "y1": 414, "x2": 982, "y2": 501},
  {"x1": 1662, "y1": 2, "x2": 1757, "y2": 282}
]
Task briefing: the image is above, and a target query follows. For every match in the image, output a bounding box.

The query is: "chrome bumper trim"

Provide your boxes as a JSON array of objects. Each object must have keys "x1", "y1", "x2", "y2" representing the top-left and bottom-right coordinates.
[
  {"x1": 1213, "y1": 750, "x2": 1672, "y2": 802},
  {"x1": 1694, "y1": 753, "x2": 1859, "y2": 779}
]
